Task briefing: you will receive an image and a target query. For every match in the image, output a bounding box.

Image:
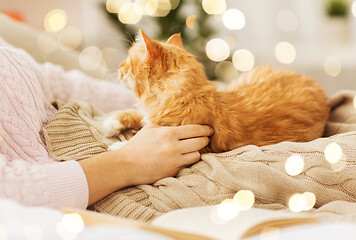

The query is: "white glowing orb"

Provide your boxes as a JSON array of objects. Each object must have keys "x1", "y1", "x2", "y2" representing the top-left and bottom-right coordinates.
[
  {"x1": 202, "y1": 0, "x2": 226, "y2": 14},
  {"x1": 233, "y1": 190, "x2": 255, "y2": 210},
  {"x1": 303, "y1": 192, "x2": 316, "y2": 210},
  {"x1": 106, "y1": 0, "x2": 130, "y2": 13},
  {"x1": 285, "y1": 154, "x2": 304, "y2": 176},
  {"x1": 232, "y1": 49, "x2": 254, "y2": 72},
  {"x1": 352, "y1": 1, "x2": 356, "y2": 18},
  {"x1": 22, "y1": 224, "x2": 42, "y2": 240},
  {"x1": 170, "y1": 0, "x2": 181, "y2": 10},
  {"x1": 59, "y1": 26, "x2": 82, "y2": 51},
  {"x1": 0, "y1": 223, "x2": 8, "y2": 240},
  {"x1": 154, "y1": 0, "x2": 171, "y2": 17},
  {"x1": 274, "y1": 42, "x2": 296, "y2": 64},
  {"x1": 288, "y1": 193, "x2": 307, "y2": 213},
  {"x1": 186, "y1": 15, "x2": 197, "y2": 29},
  {"x1": 206, "y1": 38, "x2": 230, "y2": 62},
  {"x1": 324, "y1": 56, "x2": 341, "y2": 77},
  {"x1": 62, "y1": 213, "x2": 84, "y2": 234},
  {"x1": 136, "y1": 0, "x2": 158, "y2": 16},
  {"x1": 37, "y1": 31, "x2": 59, "y2": 53},
  {"x1": 222, "y1": 9, "x2": 245, "y2": 30},
  {"x1": 119, "y1": 2, "x2": 143, "y2": 24},
  {"x1": 44, "y1": 9, "x2": 67, "y2": 32},
  {"x1": 79, "y1": 46, "x2": 103, "y2": 71},
  {"x1": 277, "y1": 10, "x2": 298, "y2": 31},
  {"x1": 216, "y1": 199, "x2": 240, "y2": 221},
  {"x1": 56, "y1": 222, "x2": 77, "y2": 240},
  {"x1": 324, "y1": 142, "x2": 343, "y2": 163}
]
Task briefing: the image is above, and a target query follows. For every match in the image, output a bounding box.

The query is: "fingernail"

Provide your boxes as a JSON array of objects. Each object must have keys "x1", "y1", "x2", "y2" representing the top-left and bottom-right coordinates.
[{"x1": 210, "y1": 127, "x2": 214, "y2": 135}]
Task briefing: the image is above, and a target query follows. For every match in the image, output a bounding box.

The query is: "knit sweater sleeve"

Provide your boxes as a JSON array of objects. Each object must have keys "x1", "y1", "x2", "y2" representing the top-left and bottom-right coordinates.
[
  {"x1": 0, "y1": 46, "x2": 88, "y2": 209},
  {"x1": 42, "y1": 63, "x2": 137, "y2": 113}
]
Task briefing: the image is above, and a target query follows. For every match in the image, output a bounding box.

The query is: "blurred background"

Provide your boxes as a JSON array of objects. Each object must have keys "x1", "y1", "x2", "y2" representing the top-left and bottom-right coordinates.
[{"x1": 0, "y1": 0, "x2": 355, "y2": 95}]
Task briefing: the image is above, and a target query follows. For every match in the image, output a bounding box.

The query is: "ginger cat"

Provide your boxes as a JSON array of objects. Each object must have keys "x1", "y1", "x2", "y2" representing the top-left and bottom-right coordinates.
[{"x1": 103, "y1": 30, "x2": 330, "y2": 153}]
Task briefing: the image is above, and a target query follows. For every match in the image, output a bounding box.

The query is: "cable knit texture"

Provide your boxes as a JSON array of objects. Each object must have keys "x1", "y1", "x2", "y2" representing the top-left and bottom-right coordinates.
[
  {"x1": 43, "y1": 88, "x2": 356, "y2": 223},
  {"x1": 0, "y1": 37, "x2": 137, "y2": 209}
]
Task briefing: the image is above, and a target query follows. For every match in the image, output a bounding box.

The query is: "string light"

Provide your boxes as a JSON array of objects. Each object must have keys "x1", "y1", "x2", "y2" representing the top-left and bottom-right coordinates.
[
  {"x1": 118, "y1": 2, "x2": 143, "y2": 24},
  {"x1": 136, "y1": 0, "x2": 158, "y2": 16},
  {"x1": 233, "y1": 190, "x2": 255, "y2": 210},
  {"x1": 324, "y1": 142, "x2": 343, "y2": 164},
  {"x1": 288, "y1": 193, "x2": 306, "y2": 213},
  {"x1": 303, "y1": 192, "x2": 316, "y2": 210},
  {"x1": 274, "y1": 41, "x2": 296, "y2": 64},
  {"x1": 222, "y1": 9, "x2": 245, "y2": 30},
  {"x1": 59, "y1": 26, "x2": 82, "y2": 51},
  {"x1": 352, "y1": 1, "x2": 356, "y2": 18},
  {"x1": 324, "y1": 56, "x2": 341, "y2": 77},
  {"x1": 61, "y1": 213, "x2": 84, "y2": 234},
  {"x1": 170, "y1": 0, "x2": 181, "y2": 10},
  {"x1": 276, "y1": 10, "x2": 298, "y2": 31},
  {"x1": 202, "y1": 0, "x2": 226, "y2": 15},
  {"x1": 216, "y1": 199, "x2": 240, "y2": 222},
  {"x1": 22, "y1": 224, "x2": 43, "y2": 240},
  {"x1": 44, "y1": 9, "x2": 67, "y2": 32},
  {"x1": 153, "y1": 0, "x2": 171, "y2": 17},
  {"x1": 186, "y1": 15, "x2": 197, "y2": 29},
  {"x1": 79, "y1": 46, "x2": 103, "y2": 71},
  {"x1": 232, "y1": 49, "x2": 254, "y2": 72},
  {"x1": 285, "y1": 154, "x2": 304, "y2": 176},
  {"x1": 206, "y1": 38, "x2": 230, "y2": 62}
]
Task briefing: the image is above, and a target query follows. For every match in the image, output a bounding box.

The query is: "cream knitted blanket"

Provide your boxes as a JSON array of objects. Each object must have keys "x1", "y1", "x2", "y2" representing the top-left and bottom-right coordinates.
[{"x1": 43, "y1": 90, "x2": 356, "y2": 223}]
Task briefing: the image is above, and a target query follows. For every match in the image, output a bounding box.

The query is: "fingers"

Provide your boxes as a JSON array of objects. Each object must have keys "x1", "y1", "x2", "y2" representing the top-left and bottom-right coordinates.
[
  {"x1": 175, "y1": 125, "x2": 214, "y2": 140},
  {"x1": 181, "y1": 151, "x2": 201, "y2": 165},
  {"x1": 178, "y1": 137, "x2": 210, "y2": 154}
]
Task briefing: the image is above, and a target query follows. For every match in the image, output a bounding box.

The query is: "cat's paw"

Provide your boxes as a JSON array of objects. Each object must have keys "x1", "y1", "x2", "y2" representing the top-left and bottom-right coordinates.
[
  {"x1": 103, "y1": 116, "x2": 124, "y2": 138},
  {"x1": 108, "y1": 141, "x2": 128, "y2": 151}
]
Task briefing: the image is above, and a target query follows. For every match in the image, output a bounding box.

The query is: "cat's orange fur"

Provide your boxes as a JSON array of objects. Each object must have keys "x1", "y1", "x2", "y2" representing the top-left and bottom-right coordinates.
[{"x1": 109, "y1": 30, "x2": 330, "y2": 153}]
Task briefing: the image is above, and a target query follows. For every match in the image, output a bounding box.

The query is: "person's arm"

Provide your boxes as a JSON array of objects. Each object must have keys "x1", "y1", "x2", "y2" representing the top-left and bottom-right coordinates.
[
  {"x1": 41, "y1": 62, "x2": 137, "y2": 113},
  {"x1": 79, "y1": 123, "x2": 214, "y2": 205}
]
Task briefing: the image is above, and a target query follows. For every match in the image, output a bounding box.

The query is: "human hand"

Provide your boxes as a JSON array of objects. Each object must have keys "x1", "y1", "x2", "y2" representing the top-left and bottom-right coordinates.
[{"x1": 116, "y1": 123, "x2": 214, "y2": 185}]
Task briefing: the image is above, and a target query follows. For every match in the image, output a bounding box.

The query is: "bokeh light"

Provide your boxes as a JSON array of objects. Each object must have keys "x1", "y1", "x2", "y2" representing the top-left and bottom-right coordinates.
[
  {"x1": 186, "y1": 15, "x2": 197, "y2": 29},
  {"x1": 303, "y1": 192, "x2": 316, "y2": 210},
  {"x1": 324, "y1": 142, "x2": 343, "y2": 164},
  {"x1": 288, "y1": 193, "x2": 307, "y2": 213},
  {"x1": 260, "y1": 227, "x2": 280, "y2": 240},
  {"x1": 170, "y1": 0, "x2": 181, "y2": 10},
  {"x1": 274, "y1": 41, "x2": 296, "y2": 64},
  {"x1": 233, "y1": 190, "x2": 255, "y2": 210},
  {"x1": 285, "y1": 154, "x2": 304, "y2": 176},
  {"x1": 154, "y1": 0, "x2": 171, "y2": 17},
  {"x1": 44, "y1": 9, "x2": 67, "y2": 32},
  {"x1": 119, "y1": 2, "x2": 143, "y2": 24},
  {"x1": 324, "y1": 56, "x2": 341, "y2": 77},
  {"x1": 206, "y1": 38, "x2": 230, "y2": 62},
  {"x1": 276, "y1": 10, "x2": 298, "y2": 31},
  {"x1": 222, "y1": 9, "x2": 245, "y2": 30},
  {"x1": 353, "y1": 96, "x2": 356, "y2": 110},
  {"x1": 79, "y1": 46, "x2": 103, "y2": 71},
  {"x1": 22, "y1": 224, "x2": 42, "y2": 240},
  {"x1": 0, "y1": 223, "x2": 8, "y2": 240},
  {"x1": 232, "y1": 49, "x2": 254, "y2": 72},
  {"x1": 215, "y1": 61, "x2": 238, "y2": 82},
  {"x1": 62, "y1": 213, "x2": 84, "y2": 234},
  {"x1": 352, "y1": 1, "x2": 356, "y2": 18},
  {"x1": 56, "y1": 222, "x2": 77, "y2": 240},
  {"x1": 106, "y1": 0, "x2": 130, "y2": 13},
  {"x1": 136, "y1": 0, "x2": 158, "y2": 16},
  {"x1": 59, "y1": 26, "x2": 82, "y2": 51},
  {"x1": 202, "y1": 0, "x2": 226, "y2": 15},
  {"x1": 216, "y1": 199, "x2": 240, "y2": 222},
  {"x1": 37, "y1": 31, "x2": 59, "y2": 53}
]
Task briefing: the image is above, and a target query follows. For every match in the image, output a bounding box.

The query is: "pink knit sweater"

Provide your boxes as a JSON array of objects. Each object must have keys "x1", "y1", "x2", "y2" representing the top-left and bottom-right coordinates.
[{"x1": 0, "y1": 38, "x2": 136, "y2": 209}]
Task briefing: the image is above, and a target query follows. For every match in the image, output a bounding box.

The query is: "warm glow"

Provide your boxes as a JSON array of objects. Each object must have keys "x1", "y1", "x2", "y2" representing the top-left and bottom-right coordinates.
[
  {"x1": 59, "y1": 26, "x2": 82, "y2": 51},
  {"x1": 136, "y1": 0, "x2": 158, "y2": 16},
  {"x1": 22, "y1": 224, "x2": 42, "y2": 240},
  {"x1": 222, "y1": 9, "x2": 245, "y2": 30},
  {"x1": 215, "y1": 61, "x2": 238, "y2": 82},
  {"x1": 186, "y1": 15, "x2": 197, "y2": 29},
  {"x1": 352, "y1": 1, "x2": 356, "y2": 18},
  {"x1": 233, "y1": 190, "x2": 255, "y2": 210},
  {"x1": 154, "y1": 0, "x2": 171, "y2": 17},
  {"x1": 106, "y1": 0, "x2": 130, "y2": 13},
  {"x1": 324, "y1": 142, "x2": 343, "y2": 164},
  {"x1": 44, "y1": 9, "x2": 67, "y2": 32},
  {"x1": 277, "y1": 10, "x2": 298, "y2": 31},
  {"x1": 56, "y1": 222, "x2": 77, "y2": 240},
  {"x1": 206, "y1": 38, "x2": 230, "y2": 62},
  {"x1": 303, "y1": 192, "x2": 316, "y2": 210},
  {"x1": 202, "y1": 0, "x2": 226, "y2": 14},
  {"x1": 324, "y1": 56, "x2": 341, "y2": 77},
  {"x1": 285, "y1": 154, "x2": 304, "y2": 176},
  {"x1": 232, "y1": 49, "x2": 254, "y2": 72},
  {"x1": 119, "y1": 2, "x2": 143, "y2": 24},
  {"x1": 37, "y1": 31, "x2": 59, "y2": 53},
  {"x1": 79, "y1": 46, "x2": 103, "y2": 71},
  {"x1": 274, "y1": 41, "x2": 296, "y2": 64},
  {"x1": 0, "y1": 223, "x2": 8, "y2": 240},
  {"x1": 170, "y1": 0, "x2": 181, "y2": 10},
  {"x1": 259, "y1": 227, "x2": 280, "y2": 240},
  {"x1": 216, "y1": 199, "x2": 240, "y2": 221},
  {"x1": 288, "y1": 193, "x2": 307, "y2": 213},
  {"x1": 62, "y1": 213, "x2": 84, "y2": 234}
]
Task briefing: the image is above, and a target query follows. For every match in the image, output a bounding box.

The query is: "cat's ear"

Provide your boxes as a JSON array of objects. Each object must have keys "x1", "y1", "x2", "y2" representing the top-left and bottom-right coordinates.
[
  {"x1": 166, "y1": 33, "x2": 184, "y2": 49},
  {"x1": 139, "y1": 29, "x2": 161, "y2": 61}
]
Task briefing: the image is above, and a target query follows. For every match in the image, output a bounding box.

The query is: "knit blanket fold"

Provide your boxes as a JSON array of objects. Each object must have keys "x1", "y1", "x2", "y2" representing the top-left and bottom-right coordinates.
[{"x1": 43, "y1": 90, "x2": 356, "y2": 223}]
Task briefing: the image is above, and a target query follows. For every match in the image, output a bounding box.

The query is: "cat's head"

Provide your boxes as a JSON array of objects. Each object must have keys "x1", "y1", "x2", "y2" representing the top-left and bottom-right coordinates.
[{"x1": 118, "y1": 30, "x2": 207, "y2": 99}]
